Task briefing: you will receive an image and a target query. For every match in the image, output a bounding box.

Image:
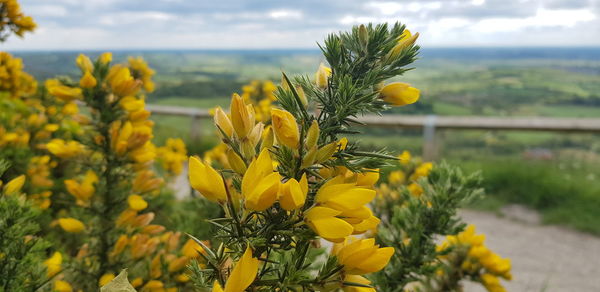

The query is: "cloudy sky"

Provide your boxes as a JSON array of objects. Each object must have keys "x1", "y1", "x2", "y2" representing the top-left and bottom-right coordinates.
[{"x1": 4, "y1": 0, "x2": 600, "y2": 50}]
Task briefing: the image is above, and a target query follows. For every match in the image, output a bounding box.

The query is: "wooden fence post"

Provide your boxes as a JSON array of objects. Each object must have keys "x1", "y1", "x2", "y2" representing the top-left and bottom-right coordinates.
[
  {"x1": 422, "y1": 115, "x2": 437, "y2": 161},
  {"x1": 190, "y1": 114, "x2": 201, "y2": 141}
]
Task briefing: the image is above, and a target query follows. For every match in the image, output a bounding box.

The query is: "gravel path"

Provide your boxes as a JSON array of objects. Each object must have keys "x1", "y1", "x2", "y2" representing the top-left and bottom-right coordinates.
[{"x1": 460, "y1": 208, "x2": 600, "y2": 292}]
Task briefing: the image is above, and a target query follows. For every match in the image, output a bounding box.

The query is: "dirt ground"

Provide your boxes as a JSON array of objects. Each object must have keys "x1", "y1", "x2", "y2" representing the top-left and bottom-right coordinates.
[{"x1": 461, "y1": 207, "x2": 600, "y2": 292}]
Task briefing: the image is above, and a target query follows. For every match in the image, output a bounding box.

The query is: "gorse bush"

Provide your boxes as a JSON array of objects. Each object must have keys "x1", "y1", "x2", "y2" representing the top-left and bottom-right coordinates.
[{"x1": 0, "y1": 1, "x2": 512, "y2": 292}]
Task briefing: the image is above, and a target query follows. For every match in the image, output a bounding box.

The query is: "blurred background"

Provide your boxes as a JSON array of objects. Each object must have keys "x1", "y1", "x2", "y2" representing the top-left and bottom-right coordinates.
[{"x1": 4, "y1": 1, "x2": 600, "y2": 289}]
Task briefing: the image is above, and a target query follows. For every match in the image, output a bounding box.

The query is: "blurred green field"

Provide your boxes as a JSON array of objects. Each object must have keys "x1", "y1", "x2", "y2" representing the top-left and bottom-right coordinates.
[{"x1": 15, "y1": 49, "x2": 600, "y2": 234}]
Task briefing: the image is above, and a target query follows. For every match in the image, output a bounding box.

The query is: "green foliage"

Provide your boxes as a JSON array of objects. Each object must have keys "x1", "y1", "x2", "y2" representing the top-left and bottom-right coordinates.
[
  {"x1": 372, "y1": 163, "x2": 483, "y2": 291},
  {"x1": 0, "y1": 166, "x2": 50, "y2": 292}
]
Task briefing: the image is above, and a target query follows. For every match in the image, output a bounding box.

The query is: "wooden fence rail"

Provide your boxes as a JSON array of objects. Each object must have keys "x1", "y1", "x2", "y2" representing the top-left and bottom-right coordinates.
[{"x1": 147, "y1": 104, "x2": 600, "y2": 160}]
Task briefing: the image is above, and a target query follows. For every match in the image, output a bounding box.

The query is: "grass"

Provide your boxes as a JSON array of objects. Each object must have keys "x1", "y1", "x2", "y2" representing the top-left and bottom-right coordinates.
[{"x1": 459, "y1": 158, "x2": 600, "y2": 234}]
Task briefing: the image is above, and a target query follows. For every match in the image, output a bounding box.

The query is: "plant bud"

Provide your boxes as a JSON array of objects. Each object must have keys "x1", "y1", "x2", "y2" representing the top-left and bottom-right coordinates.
[
  {"x1": 379, "y1": 82, "x2": 420, "y2": 106},
  {"x1": 240, "y1": 139, "x2": 257, "y2": 159},
  {"x1": 79, "y1": 71, "x2": 97, "y2": 88},
  {"x1": 358, "y1": 24, "x2": 368, "y2": 46},
  {"x1": 226, "y1": 148, "x2": 247, "y2": 175},
  {"x1": 230, "y1": 93, "x2": 254, "y2": 139},
  {"x1": 296, "y1": 85, "x2": 308, "y2": 107},
  {"x1": 271, "y1": 108, "x2": 300, "y2": 149},
  {"x1": 305, "y1": 120, "x2": 320, "y2": 149},
  {"x1": 301, "y1": 146, "x2": 317, "y2": 169},
  {"x1": 76, "y1": 54, "x2": 93, "y2": 72},
  {"x1": 316, "y1": 142, "x2": 337, "y2": 163},
  {"x1": 261, "y1": 126, "x2": 274, "y2": 150},
  {"x1": 214, "y1": 107, "x2": 233, "y2": 138},
  {"x1": 315, "y1": 63, "x2": 332, "y2": 89}
]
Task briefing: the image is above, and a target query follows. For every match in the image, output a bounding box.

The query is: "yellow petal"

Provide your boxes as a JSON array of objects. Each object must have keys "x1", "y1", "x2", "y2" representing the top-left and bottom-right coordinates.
[
  {"x1": 380, "y1": 82, "x2": 420, "y2": 106},
  {"x1": 188, "y1": 156, "x2": 227, "y2": 202},
  {"x1": 224, "y1": 246, "x2": 259, "y2": 292},
  {"x1": 3, "y1": 175, "x2": 25, "y2": 194},
  {"x1": 58, "y1": 218, "x2": 85, "y2": 233},
  {"x1": 305, "y1": 207, "x2": 354, "y2": 242},
  {"x1": 128, "y1": 195, "x2": 148, "y2": 211}
]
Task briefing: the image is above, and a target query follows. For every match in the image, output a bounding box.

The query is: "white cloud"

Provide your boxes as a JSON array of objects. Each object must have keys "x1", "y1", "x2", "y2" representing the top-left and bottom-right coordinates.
[
  {"x1": 98, "y1": 11, "x2": 175, "y2": 26},
  {"x1": 366, "y1": 1, "x2": 442, "y2": 15},
  {"x1": 24, "y1": 5, "x2": 68, "y2": 17},
  {"x1": 268, "y1": 9, "x2": 303, "y2": 20},
  {"x1": 474, "y1": 8, "x2": 596, "y2": 32}
]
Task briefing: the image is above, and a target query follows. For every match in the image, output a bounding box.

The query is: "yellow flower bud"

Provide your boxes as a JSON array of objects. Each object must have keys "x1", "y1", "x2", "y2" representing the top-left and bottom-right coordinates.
[
  {"x1": 271, "y1": 108, "x2": 299, "y2": 149},
  {"x1": 99, "y1": 273, "x2": 115, "y2": 287},
  {"x1": 46, "y1": 80, "x2": 82, "y2": 102},
  {"x1": 214, "y1": 106, "x2": 234, "y2": 138},
  {"x1": 388, "y1": 29, "x2": 420, "y2": 60},
  {"x1": 230, "y1": 93, "x2": 254, "y2": 139},
  {"x1": 54, "y1": 280, "x2": 73, "y2": 292},
  {"x1": 76, "y1": 54, "x2": 93, "y2": 72},
  {"x1": 99, "y1": 52, "x2": 112, "y2": 64},
  {"x1": 3, "y1": 175, "x2": 25, "y2": 195},
  {"x1": 44, "y1": 252, "x2": 62, "y2": 277},
  {"x1": 315, "y1": 62, "x2": 332, "y2": 89},
  {"x1": 379, "y1": 82, "x2": 420, "y2": 106},
  {"x1": 305, "y1": 120, "x2": 320, "y2": 149},
  {"x1": 226, "y1": 149, "x2": 247, "y2": 175},
  {"x1": 315, "y1": 142, "x2": 337, "y2": 163},
  {"x1": 58, "y1": 218, "x2": 85, "y2": 233},
  {"x1": 79, "y1": 71, "x2": 97, "y2": 88},
  {"x1": 301, "y1": 146, "x2": 317, "y2": 169},
  {"x1": 261, "y1": 126, "x2": 274, "y2": 150},
  {"x1": 128, "y1": 194, "x2": 148, "y2": 211}
]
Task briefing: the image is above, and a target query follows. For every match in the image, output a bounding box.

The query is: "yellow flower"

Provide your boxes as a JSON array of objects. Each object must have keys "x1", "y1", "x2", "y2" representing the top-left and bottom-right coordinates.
[
  {"x1": 388, "y1": 170, "x2": 405, "y2": 185},
  {"x1": 181, "y1": 238, "x2": 205, "y2": 258},
  {"x1": 3, "y1": 174, "x2": 25, "y2": 195},
  {"x1": 407, "y1": 182, "x2": 423, "y2": 196},
  {"x1": 44, "y1": 251, "x2": 62, "y2": 277},
  {"x1": 271, "y1": 108, "x2": 299, "y2": 149},
  {"x1": 188, "y1": 156, "x2": 227, "y2": 202},
  {"x1": 214, "y1": 106, "x2": 234, "y2": 138},
  {"x1": 241, "y1": 149, "x2": 280, "y2": 211},
  {"x1": 230, "y1": 93, "x2": 255, "y2": 139},
  {"x1": 315, "y1": 176, "x2": 376, "y2": 213},
  {"x1": 315, "y1": 62, "x2": 332, "y2": 89},
  {"x1": 99, "y1": 52, "x2": 113, "y2": 64},
  {"x1": 481, "y1": 273, "x2": 507, "y2": 292},
  {"x1": 411, "y1": 162, "x2": 432, "y2": 180},
  {"x1": 128, "y1": 194, "x2": 148, "y2": 211},
  {"x1": 388, "y1": 29, "x2": 420, "y2": 59},
  {"x1": 279, "y1": 174, "x2": 308, "y2": 211},
  {"x1": 107, "y1": 65, "x2": 141, "y2": 96},
  {"x1": 46, "y1": 80, "x2": 82, "y2": 101},
  {"x1": 355, "y1": 169, "x2": 379, "y2": 187},
  {"x1": 99, "y1": 273, "x2": 115, "y2": 286},
  {"x1": 398, "y1": 150, "x2": 411, "y2": 165},
  {"x1": 142, "y1": 280, "x2": 164, "y2": 290},
  {"x1": 226, "y1": 149, "x2": 247, "y2": 175},
  {"x1": 305, "y1": 120, "x2": 320, "y2": 149},
  {"x1": 46, "y1": 139, "x2": 84, "y2": 158},
  {"x1": 58, "y1": 217, "x2": 85, "y2": 233},
  {"x1": 332, "y1": 237, "x2": 394, "y2": 275},
  {"x1": 379, "y1": 82, "x2": 420, "y2": 106},
  {"x1": 305, "y1": 206, "x2": 353, "y2": 243},
  {"x1": 212, "y1": 281, "x2": 224, "y2": 292},
  {"x1": 54, "y1": 280, "x2": 73, "y2": 292},
  {"x1": 64, "y1": 170, "x2": 98, "y2": 201},
  {"x1": 168, "y1": 256, "x2": 190, "y2": 273},
  {"x1": 343, "y1": 275, "x2": 375, "y2": 292},
  {"x1": 76, "y1": 54, "x2": 94, "y2": 72},
  {"x1": 222, "y1": 246, "x2": 259, "y2": 292}
]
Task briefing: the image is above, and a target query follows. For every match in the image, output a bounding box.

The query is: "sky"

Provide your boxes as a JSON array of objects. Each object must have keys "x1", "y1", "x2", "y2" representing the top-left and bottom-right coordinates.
[{"x1": 3, "y1": 0, "x2": 600, "y2": 50}]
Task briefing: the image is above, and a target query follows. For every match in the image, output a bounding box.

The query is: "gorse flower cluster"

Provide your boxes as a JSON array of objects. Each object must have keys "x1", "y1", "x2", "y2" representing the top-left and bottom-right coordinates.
[
  {"x1": 0, "y1": 52, "x2": 37, "y2": 97},
  {"x1": 186, "y1": 23, "x2": 426, "y2": 292},
  {"x1": 41, "y1": 53, "x2": 194, "y2": 291},
  {"x1": 0, "y1": 0, "x2": 36, "y2": 41},
  {"x1": 432, "y1": 225, "x2": 512, "y2": 292}
]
